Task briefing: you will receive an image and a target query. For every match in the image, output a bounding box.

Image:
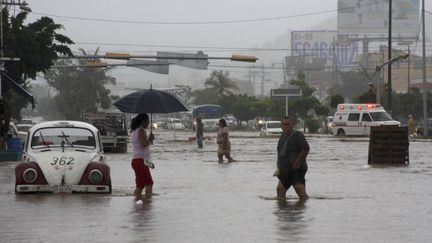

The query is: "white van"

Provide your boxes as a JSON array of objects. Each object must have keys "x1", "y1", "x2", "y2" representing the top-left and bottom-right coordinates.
[{"x1": 331, "y1": 103, "x2": 401, "y2": 136}]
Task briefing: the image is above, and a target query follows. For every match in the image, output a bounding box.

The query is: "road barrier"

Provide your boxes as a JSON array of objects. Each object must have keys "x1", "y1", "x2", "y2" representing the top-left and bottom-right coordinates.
[{"x1": 368, "y1": 126, "x2": 409, "y2": 165}]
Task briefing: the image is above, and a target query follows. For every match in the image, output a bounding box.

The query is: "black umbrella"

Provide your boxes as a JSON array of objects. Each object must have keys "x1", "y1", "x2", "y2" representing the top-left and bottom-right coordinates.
[
  {"x1": 113, "y1": 87, "x2": 188, "y2": 133},
  {"x1": 113, "y1": 88, "x2": 188, "y2": 114}
]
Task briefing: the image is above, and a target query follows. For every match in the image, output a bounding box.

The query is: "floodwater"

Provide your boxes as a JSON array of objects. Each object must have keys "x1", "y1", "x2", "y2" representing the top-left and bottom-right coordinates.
[{"x1": 1, "y1": 130, "x2": 432, "y2": 243}]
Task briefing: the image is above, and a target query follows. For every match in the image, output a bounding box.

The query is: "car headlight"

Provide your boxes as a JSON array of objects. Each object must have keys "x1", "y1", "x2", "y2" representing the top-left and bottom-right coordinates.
[
  {"x1": 88, "y1": 169, "x2": 103, "y2": 184},
  {"x1": 23, "y1": 168, "x2": 38, "y2": 183}
]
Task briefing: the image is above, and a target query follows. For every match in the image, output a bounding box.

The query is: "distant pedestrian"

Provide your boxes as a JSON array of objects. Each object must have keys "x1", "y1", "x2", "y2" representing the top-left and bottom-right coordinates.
[
  {"x1": 216, "y1": 118, "x2": 234, "y2": 163},
  {"x1": 408, "y1": 114, "x2": 417, "y2": 137},
  {"x1": 130, "y1": 113, "x2": 155, "y2": 202},
  {"x1": 274, "y1": 116, "x2": 310, "y2": 201},
  {"x1": 196, "y1": 117, "x2": 204, "y2": 149}
]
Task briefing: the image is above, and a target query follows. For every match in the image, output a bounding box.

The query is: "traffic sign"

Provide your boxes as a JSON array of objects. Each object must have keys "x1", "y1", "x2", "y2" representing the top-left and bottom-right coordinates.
[{"x1": 271, "y1": 88, "x2": 302, "y2": 97}]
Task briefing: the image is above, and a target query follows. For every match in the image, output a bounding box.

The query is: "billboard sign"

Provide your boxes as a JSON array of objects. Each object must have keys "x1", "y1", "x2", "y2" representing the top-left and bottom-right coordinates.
[
  {"x1": 337, "y1": 0, "x2": 420, "y2": 38},
  {"x1": 291, "y1": 30, "x2": 359, "y2": 67}
]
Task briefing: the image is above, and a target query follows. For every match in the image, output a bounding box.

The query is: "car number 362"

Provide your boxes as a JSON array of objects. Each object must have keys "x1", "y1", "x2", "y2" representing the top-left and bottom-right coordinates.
[{"x1": 51, "y1": 157, "x2": 74, "y2": 166}]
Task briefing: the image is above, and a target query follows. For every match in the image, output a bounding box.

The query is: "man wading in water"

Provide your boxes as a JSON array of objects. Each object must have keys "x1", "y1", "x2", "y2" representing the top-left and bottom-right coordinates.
[{"x1": 274, "y1": 116, "x2": 310, "y2": 200}]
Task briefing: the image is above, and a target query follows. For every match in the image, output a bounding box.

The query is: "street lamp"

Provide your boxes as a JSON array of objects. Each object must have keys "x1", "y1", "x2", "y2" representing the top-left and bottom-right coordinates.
[
  {"x1": 375, "y1": 52, "x2": 409, "y2": 109},
  {"x1": 19, "y1": 1, "x2": 31, "y2": 12}
]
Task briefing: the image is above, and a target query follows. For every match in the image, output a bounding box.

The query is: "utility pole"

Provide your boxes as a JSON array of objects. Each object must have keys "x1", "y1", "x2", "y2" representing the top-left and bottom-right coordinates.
[
  {"x1": 1, "y1": 0, "x2": 4, "y2": 100},
  {"x1": 261, "y1": 64, "x2": 264, "y2": 97},
  {"x1": 362, "y1": 39, "x2": 369, "y2": 70},
  {"x1": 387, "y1": 0, "x2": 393, "y2": 113},
  {"x1": 421, "y1": 0, "x2": 428, "y2": 137},
  {"x1": 407, "y1": 45, "x2": 410, "y2": 92}
]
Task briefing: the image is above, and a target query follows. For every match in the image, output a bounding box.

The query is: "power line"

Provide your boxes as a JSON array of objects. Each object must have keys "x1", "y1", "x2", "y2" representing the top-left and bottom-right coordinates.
[
  {"x1": 28, "y1": 1, "x2": 385, "y2": 25},
  {"x1": 29, "y1": 9, "x2": 337, "y2": 25},
  {"x1": 73, "y1": 42, "x2": 292, "y2": 51},
  {"x1": 72, "y1": 41, "x2": 432, "y2": 53}
]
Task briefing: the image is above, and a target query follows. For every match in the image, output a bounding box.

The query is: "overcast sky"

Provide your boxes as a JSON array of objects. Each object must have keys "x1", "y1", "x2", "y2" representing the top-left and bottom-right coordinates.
[
  {"x1": 24, "y1": 0, "x2": 341, "y2": 54},
  {"x1": 22, "y1": 0, "x2": 432, "y2": 91}
]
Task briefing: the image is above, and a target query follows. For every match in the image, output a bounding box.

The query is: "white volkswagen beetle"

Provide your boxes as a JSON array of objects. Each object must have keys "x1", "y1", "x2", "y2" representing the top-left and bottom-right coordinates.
[{"x1": 15, "y1": 121, "x2": 111, "y2": 193}]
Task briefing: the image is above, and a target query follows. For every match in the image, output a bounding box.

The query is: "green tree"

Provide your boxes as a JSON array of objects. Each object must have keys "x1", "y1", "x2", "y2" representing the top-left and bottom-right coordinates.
[
  {"x1": 35, "y1": 95, "x2": 63, "y2": 120},
  {"x1": 192, "y1": 88, "x2": 219, "y2": 105},
  {"x1": 0, "y1": 9, "x2": 73, "y2": 139},
  {"x1": 391, "y1": 87, "x2": 430, "y2": 122},
  {"x1": 329, "y1": 71, "x2": 369, "y2": 99},
  {"x1": 288, "y1": 72, "x2": 323, "y2": 133},
  {"x1": 45, "y1": 49, "x2": 116, "y2": 120},
  {"x1": 174, "y1": 84, "x2": 194, "y2": 107},
  {"x1": 356, "y1": 90, "x2": 376, "y2": 103},
  {"x1": 330, "y1": 94, "x2": 344, "y2": 108},
  {"x1": 230, "y1": 94, "x2": 259, "y2": 126},
  {"x1": 204, "y1": 70, "x2": 238, "y2": 96}
]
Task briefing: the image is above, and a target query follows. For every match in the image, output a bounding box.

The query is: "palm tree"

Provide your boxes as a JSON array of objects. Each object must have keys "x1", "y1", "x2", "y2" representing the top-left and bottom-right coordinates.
[
  {"x1": 77, "y1": 47, "x2": 116, "y2": 110},
  {"x1": 205, "y1": 70, "x2": 238, "y2": 96}
]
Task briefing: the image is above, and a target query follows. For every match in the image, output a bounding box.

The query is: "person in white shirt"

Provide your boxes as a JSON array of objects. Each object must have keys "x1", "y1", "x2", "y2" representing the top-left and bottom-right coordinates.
[{"x1": 130, "y1": 113, "x2": 155, "y2": 202}]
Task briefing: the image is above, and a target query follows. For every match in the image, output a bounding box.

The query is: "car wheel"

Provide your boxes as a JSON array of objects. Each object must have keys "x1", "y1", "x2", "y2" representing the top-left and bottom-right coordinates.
[{"x1": 337, "y1": 129, "x2": 345, "y2": 136}]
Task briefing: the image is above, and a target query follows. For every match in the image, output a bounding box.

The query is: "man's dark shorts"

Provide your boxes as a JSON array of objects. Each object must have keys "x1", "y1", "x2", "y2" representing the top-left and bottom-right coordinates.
[{"x1": 278, "y1": 167, "x2": 307, "y2": 189}]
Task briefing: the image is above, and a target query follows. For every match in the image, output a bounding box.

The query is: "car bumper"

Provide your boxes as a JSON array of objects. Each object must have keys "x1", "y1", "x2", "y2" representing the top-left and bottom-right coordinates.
[{"x1": 15, "y1": 184, "x2": 111, "y2": 193}]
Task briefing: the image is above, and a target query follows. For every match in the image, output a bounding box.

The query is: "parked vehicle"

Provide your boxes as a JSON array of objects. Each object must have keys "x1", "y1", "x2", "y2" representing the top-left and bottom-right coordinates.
[
  {"x1": 83, "y1": 112, "x2": 128, "y2": 153},
  {"x1": 331, "y1": 103, "x2": 400, "y2": 136},
  {"x1": 416, "y1": 118, "x2": 432, "y2": 137},
  {"x1": 224, "y1": 114, "x2": 237, "y2": 127},
  {"x1": 254, "y1": 116, "x2": 272, "y2": 130},
  {"x1": 192, "y1": 104, "x2": 224, "y2": 131},
  {"x1": 15, "y1": 120, "x2": 111, "y2": 193},
  {"x1": 16, "y1": 123, "x2": 34, "y2": 133},
  {"x1": 260, "y1": 121, "x2": 282, "y2": 137},
  {"x1": 9, "y1": 122, "x2": 27, "y2": 142},
  {"x1": 324, "y1": 116, "x2": 334, "y2": 134},
  {"x1": 167, "y1": 118, "x2": 186, "y2": 130},
  {"x1": 17, "y1": 117, "x2": 35, "y2": 125}
]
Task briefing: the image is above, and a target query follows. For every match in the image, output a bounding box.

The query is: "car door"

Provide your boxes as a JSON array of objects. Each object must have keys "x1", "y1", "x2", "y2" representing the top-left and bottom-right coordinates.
[
  {"x1": 360, "y1": 113, "x2": 373, "y2": 136},
  {"x1": 347, "y1": 113, "x2": 361, "y2": 135}
]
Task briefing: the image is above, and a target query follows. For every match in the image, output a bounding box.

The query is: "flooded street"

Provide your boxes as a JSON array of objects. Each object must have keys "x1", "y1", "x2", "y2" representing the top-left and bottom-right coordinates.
[{"x1": 1, "y1": 130, "x2": 432, "y2": 242}]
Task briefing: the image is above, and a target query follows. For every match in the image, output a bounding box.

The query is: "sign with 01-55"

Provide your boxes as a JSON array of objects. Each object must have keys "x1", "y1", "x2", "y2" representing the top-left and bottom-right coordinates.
[
  {"x1": 291, "y1": 31, "x2": 359, "y2": 67},
  {"x1": 51, "y1": 156, "x2": 75, "y2": 166}
]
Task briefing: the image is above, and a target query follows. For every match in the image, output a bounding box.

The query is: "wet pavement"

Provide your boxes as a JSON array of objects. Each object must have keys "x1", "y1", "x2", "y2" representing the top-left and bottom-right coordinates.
[{"x1": 1, "y1": 130, "x2": 432, "y2": 242}]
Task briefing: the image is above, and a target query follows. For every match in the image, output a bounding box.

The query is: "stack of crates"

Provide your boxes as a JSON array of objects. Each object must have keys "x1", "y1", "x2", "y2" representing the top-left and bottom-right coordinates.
[{"x1": 368, "y1": 125, "x2": 409, "y2": 165}]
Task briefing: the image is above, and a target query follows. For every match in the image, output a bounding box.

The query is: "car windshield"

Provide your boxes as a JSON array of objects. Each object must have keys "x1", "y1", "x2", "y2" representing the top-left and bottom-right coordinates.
[
  {"x1": 370, "y1": 112, "x2": 393, "y2": 121},
  {"x1": 31, "y1": 127, "x2": 96, "y2": 149},
  {"x1": 267, "y1": 122, "x2": 281, "y2": 129}
]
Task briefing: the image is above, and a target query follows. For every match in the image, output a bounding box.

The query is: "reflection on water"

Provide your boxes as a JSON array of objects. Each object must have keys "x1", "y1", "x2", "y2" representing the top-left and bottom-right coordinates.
[
  {"x1": 274, "y1": 199, "x2": 308, "y2": 242},
  {"x1": 130, "y1": 199, "x2": 156, "y2": 243},
  {"x1": 1, "y1": 131, "x2": 432, "y2": 242}
]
